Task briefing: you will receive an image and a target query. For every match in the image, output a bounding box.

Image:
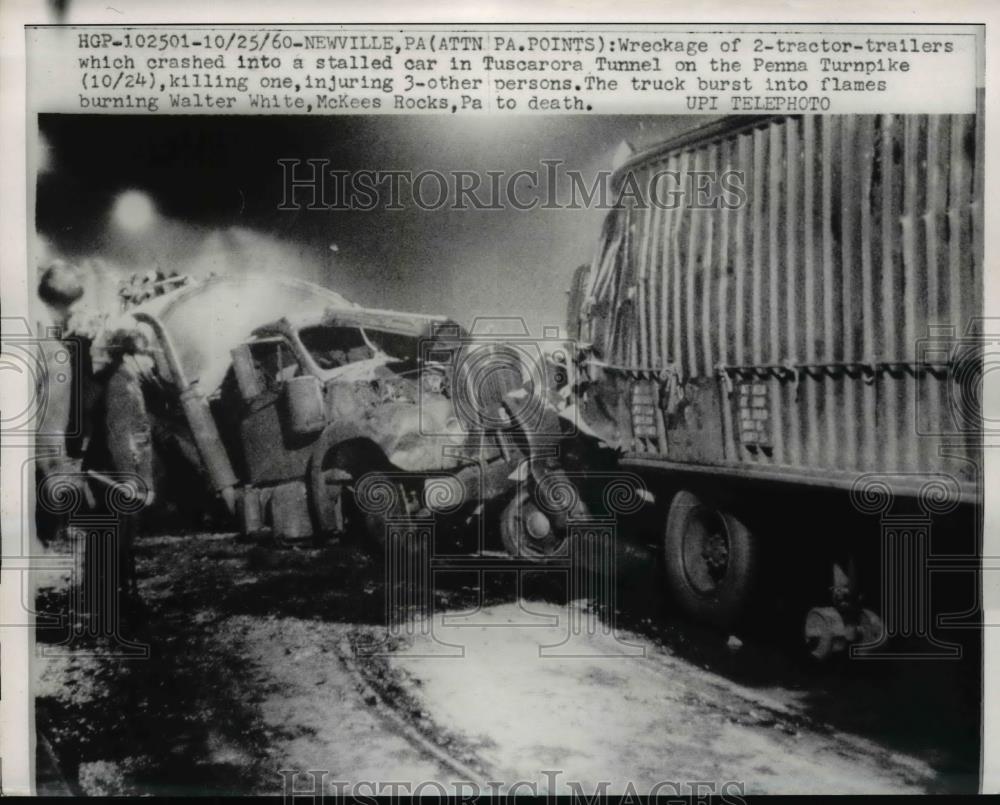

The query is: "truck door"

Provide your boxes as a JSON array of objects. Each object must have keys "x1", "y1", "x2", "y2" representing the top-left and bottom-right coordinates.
[{"x1": 236, "y1": 337, "x2": 315, "y2": 484}]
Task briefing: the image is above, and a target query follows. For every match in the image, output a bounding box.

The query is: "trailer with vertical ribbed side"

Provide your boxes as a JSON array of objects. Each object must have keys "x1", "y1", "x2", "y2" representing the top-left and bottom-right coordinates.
[{"x1": 567, "y1": 112, "x2": 983, "y2": 657}]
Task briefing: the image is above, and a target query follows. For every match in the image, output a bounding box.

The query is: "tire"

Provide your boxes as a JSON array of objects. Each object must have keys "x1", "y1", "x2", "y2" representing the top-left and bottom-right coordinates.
[
  {"x1": 662, "y1": 490, "x2": 758, "y2": 629},
  {"x1": 500, "y1": 489, "x2": 569, "y2": 563},
  {"x1": 307, "y1": 441, "x2": 405, "y2": 551}
]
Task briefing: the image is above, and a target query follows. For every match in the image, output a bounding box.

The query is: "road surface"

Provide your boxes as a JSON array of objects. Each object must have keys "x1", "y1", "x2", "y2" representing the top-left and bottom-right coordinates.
[{"x1": 33, "y1": 529, "x2": 979, "y2": 795}]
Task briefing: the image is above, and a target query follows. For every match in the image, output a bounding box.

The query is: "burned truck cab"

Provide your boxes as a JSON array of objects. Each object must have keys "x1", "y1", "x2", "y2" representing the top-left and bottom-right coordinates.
[
  {"x1": 217, "y1": 307, "x2": 548, "y2": 547},
  {"x1": 120, "y1": 274, "x2": 585, "y2": 557}
]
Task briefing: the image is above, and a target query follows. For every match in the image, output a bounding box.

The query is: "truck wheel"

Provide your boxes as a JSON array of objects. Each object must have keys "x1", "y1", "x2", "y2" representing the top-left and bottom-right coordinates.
[
  {"x1": 662, "y1": 490, "x2": 758, "y2": 629},
  {"x1": 500, "y1": 489, "x2": 568, "y2": 562}
]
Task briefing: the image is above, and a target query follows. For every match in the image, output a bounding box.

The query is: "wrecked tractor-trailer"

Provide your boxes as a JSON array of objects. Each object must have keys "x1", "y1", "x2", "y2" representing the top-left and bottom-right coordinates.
[
  {"x1": 123, "y1": 274, "x2": 584, "y2": 554},
  {"x1": 567, "y1": 113, "x2": 983, "y2": 657}
]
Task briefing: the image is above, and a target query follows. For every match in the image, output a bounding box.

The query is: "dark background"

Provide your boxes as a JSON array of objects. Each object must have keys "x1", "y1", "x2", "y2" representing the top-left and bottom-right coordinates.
[{"x1": 35, "y1": 113, "x2": 714, "y2": 334}]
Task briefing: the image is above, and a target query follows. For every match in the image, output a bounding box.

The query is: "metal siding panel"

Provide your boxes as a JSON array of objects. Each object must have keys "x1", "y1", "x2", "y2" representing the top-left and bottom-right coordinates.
[
  {"x1": 947, "y1": 115, "x2": 967, "y2": 339},
  {"x1": 901, "y1": 115, "x2": 920, "y2": 472},
  {"x1": 785, "y1": 117, "x2": 802, "y2": 468},
  {"x1": 969, "y1": 110, "x2": 985, "y2": 484},
  {"x1": 701, "y1": 144, "x2": 718, "y2": 377},
  {"x1": 636, "y1": 168, "x2": 654, "y2": 369},
  {"x1": 593, "y1": 212, "x2": 624, "y2": 305},
  {"x1": 718, "y1": 139, "x2": 732, "y2": 369},
  {"x1": 751, "y1": 128, "x2": 765, "y2": 368},
  {"x1": 718, "y1": 139, "x2": 737, "y2": 461},
  {"x1": 821, "y1": 117, "x2": 837, "y2": 468},
  {"x1": 601, "y1": 215, "x2": 618, "y2": 361},
  {"x1": 619, "y1": 205, "x2": 635, "y2": 367},
  {"x1": 858, "y1": 116, "x2": 878, "y2": 472},
  {"x1": 610, "y1": 111, "x2": 981, "y2": 501},
  {"x1": 922, "y1": 116, "x2": 947, "y2": 474},
  {"x1": 840, "y1": 116, "x2": 859, "y2": 470},
  {"x1": 768, "y1": 121, "x2": 782, "y2": 365},
  {"x1": 735, "y1": 134, "x2": 749, "y2": 368},
  {"x1": 925, "y1": 117, "x2": 945, "y2": 324},
  {"x1": 660, "y1": 155, "x2": 677, "y2": 368},
  {"x1": 629, "y1": 201, "x2": 642, "y2": 368},
  {"x1": 768, "y1": 121, "x2": 785, "y2": 465},
  {"x1": 685, "y1": 148, "x2": 704, "y2": 379},
  {"x1": 971, "y1": 110, "x2": 984, "y2": 293},
  {"x1": 672, "y1": 150, "x2": 687, "y2": 370},
  {"x1": 879, "y1": 115, "x2": 899, "y2": 470},
  {"x1": 610, "y1": 216, "x2": 626, "y2": 355},
  {"x1": 803, "y1": 115, "x2": 820, "y2": 468},
  {"x1": 647, "y1": 163, "x2": 667, "y2": 369},
  {"x1": 956, "y1": 114, "x2": 980, "y2": 479},
  {"x1": 599, "y1": 223, "x2": 621, "y2": 358},
  {"x1": 611, "y1": 207, "x2": 626, "y2": 365}
]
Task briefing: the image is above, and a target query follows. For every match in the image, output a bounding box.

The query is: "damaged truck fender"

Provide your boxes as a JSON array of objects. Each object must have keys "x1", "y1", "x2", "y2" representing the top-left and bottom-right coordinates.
[{"x1": 305, "y1": 422, "x2": 395, "y2": 537}]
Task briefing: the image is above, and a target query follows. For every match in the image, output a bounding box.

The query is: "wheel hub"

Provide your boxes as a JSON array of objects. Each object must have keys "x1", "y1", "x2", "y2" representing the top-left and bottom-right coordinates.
[
  {"x1": 501, "y1": 493, "x2": 566, "y2": 561},
  {"x1": 702, "y1": 530, "x2": 729, "y2": 576},
  {"x1": 526, "y1": 510, "x2": 552, "y2": 540},
  {"x1": 681, "y1": 507, "x2": 731, "y2": 595}
]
